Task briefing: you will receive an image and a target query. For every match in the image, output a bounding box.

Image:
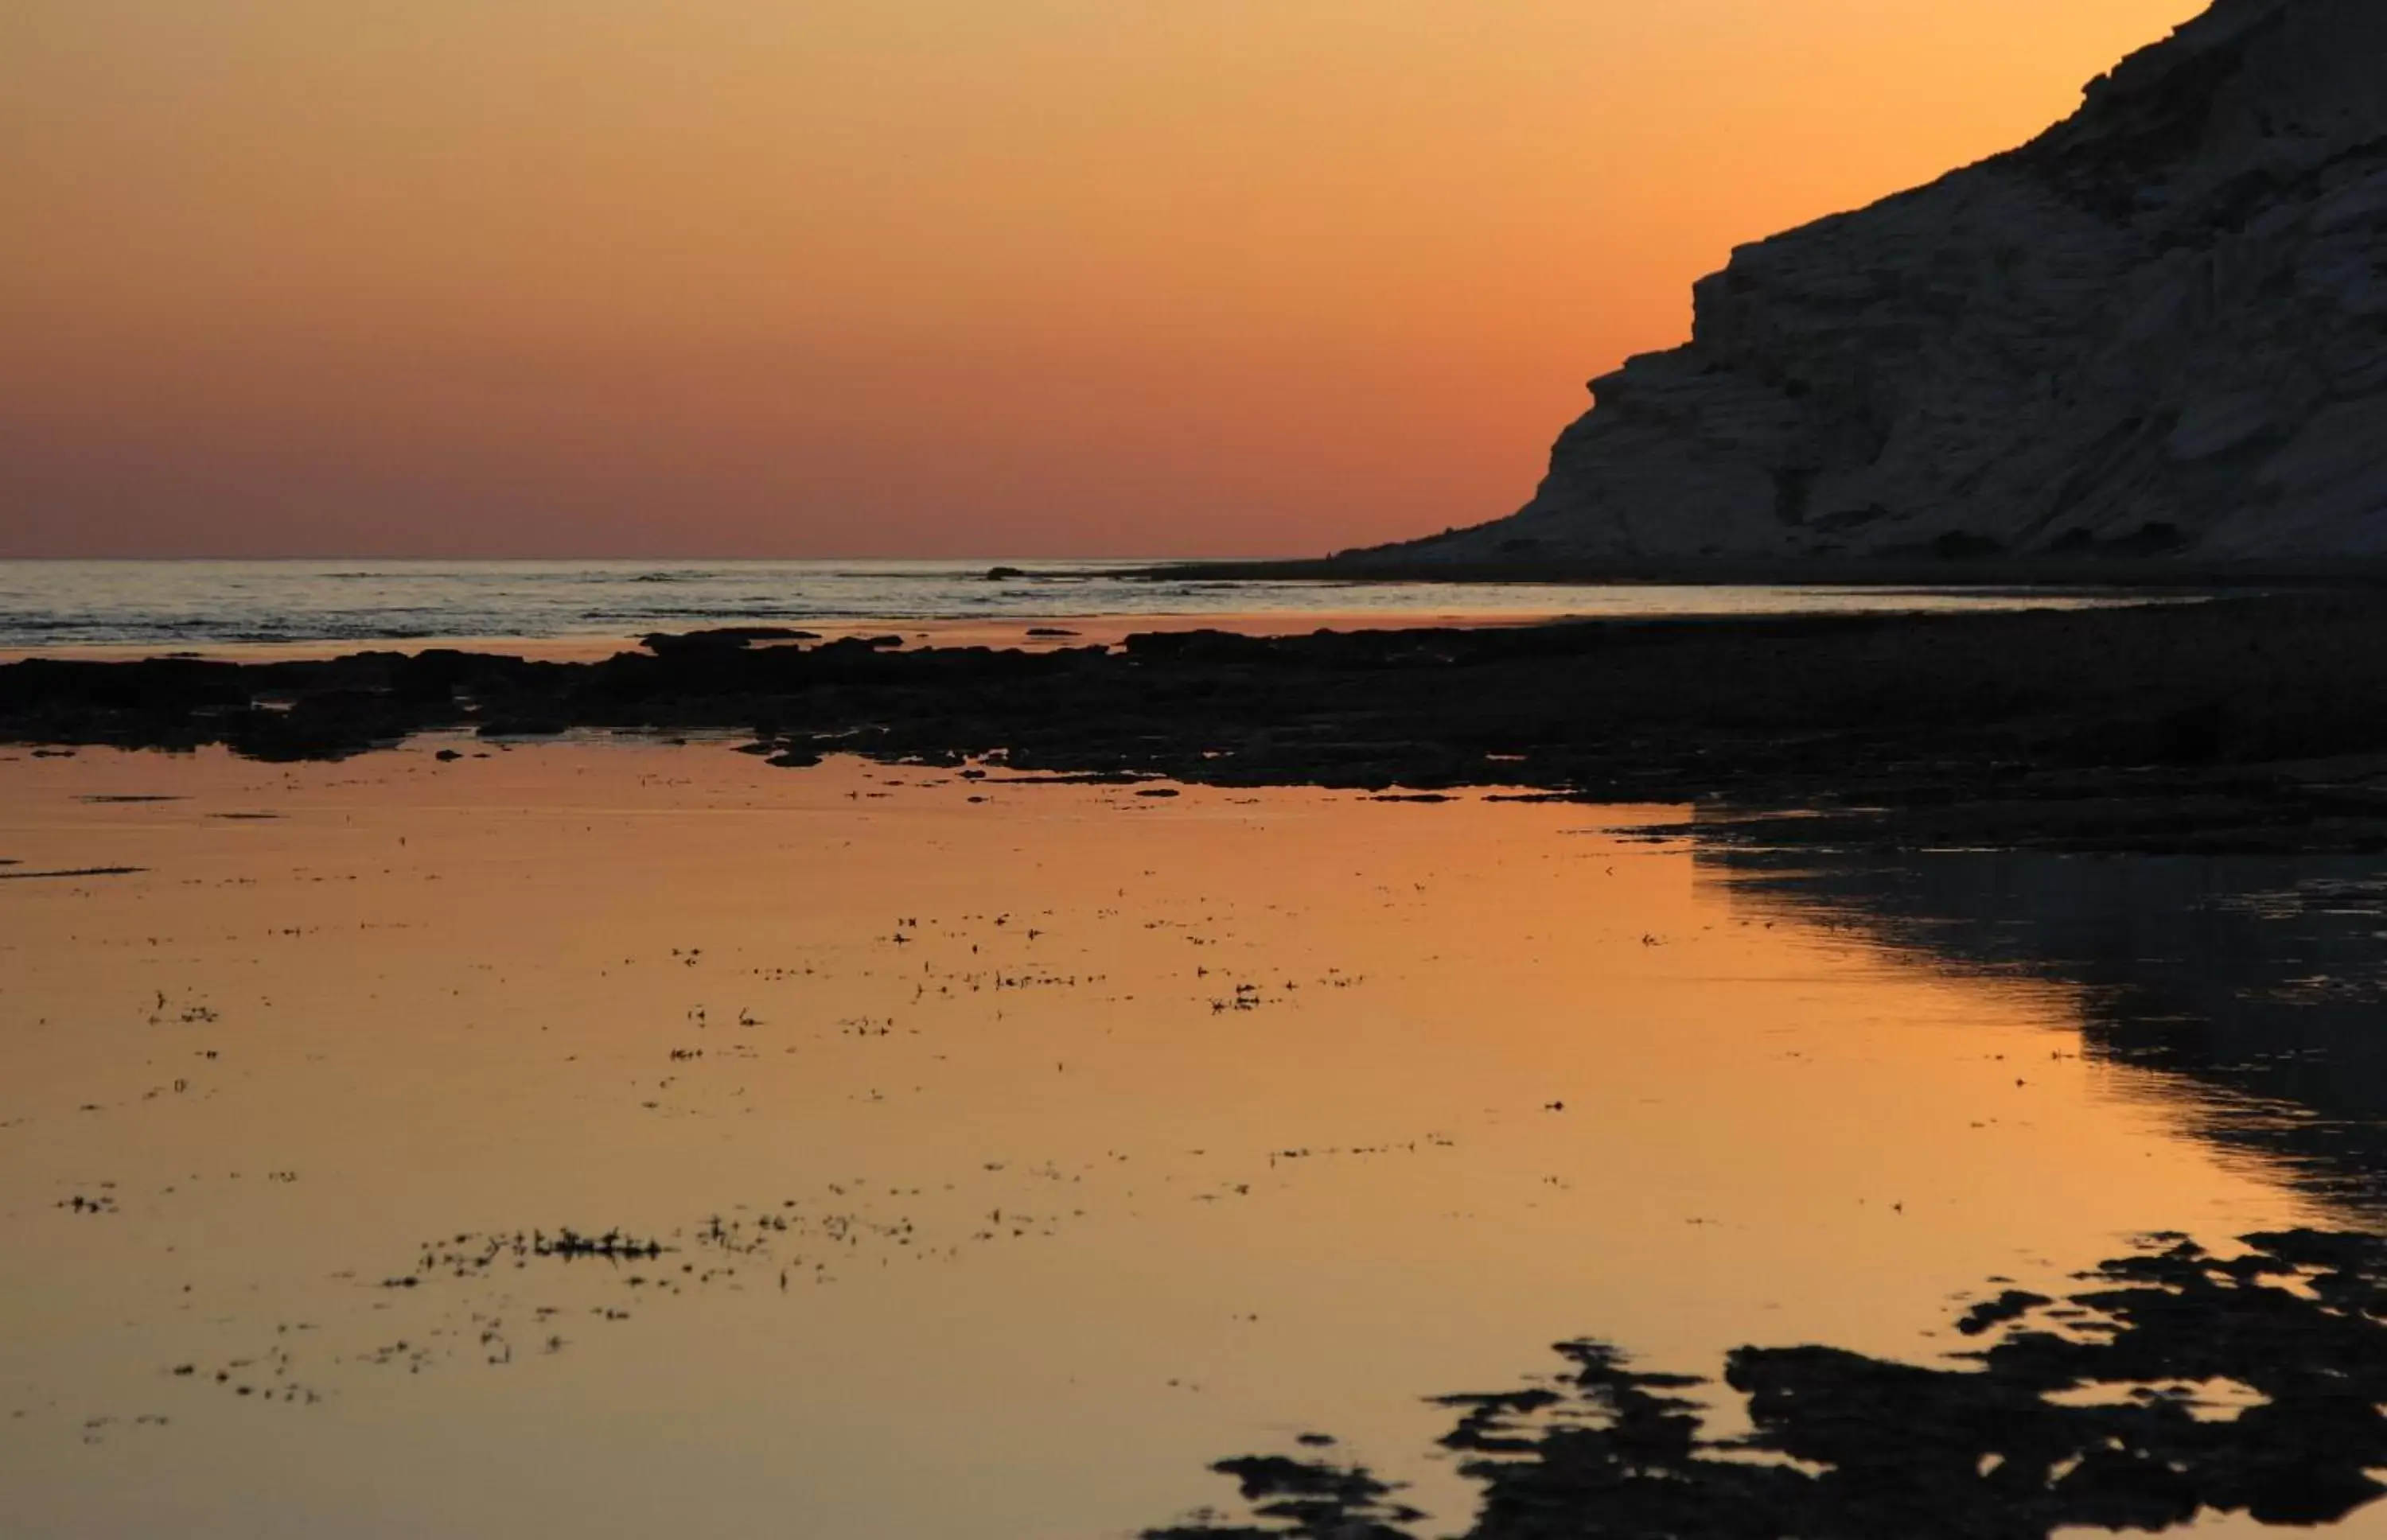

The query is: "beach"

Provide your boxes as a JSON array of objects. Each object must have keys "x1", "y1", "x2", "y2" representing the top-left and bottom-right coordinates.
[{"x1": 18, "y1": 0, "x2": 2387, "y2": 1529}]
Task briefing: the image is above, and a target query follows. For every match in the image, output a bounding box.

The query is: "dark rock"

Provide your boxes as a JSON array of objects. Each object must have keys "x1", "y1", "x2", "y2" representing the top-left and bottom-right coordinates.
[
  {"x1": 15, "y1": 593, "x2": 2387, "y2": 854},
  {"x1": 642, "y1": 628, "x2": 821, "y2": 657},
  {"x1": 1152, "y1": 1229, "x2": 2387, "y2": 1538}
]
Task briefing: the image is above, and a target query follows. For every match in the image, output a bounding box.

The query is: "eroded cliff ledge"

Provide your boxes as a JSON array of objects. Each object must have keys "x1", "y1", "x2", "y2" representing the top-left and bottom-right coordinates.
[{"x1": 1371, "y1": 0, "x2": 2387, "y2": 566}]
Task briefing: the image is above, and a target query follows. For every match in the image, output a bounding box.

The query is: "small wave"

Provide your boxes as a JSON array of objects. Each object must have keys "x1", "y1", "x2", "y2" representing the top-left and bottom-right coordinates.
[
  {"x1": 0, "y1": 616, "x2": 112, "y2": 632},
  {"x1": 811, "y1": 570, "x2": 979, "y2": 581}
]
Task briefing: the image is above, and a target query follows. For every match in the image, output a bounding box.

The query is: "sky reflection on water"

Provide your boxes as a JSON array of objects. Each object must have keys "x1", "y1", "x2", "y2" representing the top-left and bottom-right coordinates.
[{"x1": 0, "y1": 744, "x2": 2376, "y2": 1538}]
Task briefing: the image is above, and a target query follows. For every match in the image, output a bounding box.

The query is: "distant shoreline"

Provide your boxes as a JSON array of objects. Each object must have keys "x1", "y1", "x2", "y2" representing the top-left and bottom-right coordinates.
[
  {"x1": 0, "y1": 559, "x2": 2160, "y2": 658},
  {"x1": 1123, "y1": 555, "x2": 2387, "y2": 588}
]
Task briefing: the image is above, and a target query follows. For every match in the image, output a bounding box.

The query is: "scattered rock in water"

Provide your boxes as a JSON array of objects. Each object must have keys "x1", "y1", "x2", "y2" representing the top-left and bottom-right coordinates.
[
  {"x1": 1954, "y1": 1288, "x2": 2055, "y2": 1337},
  {"x1": 1149, "y1": 1229, "x2": 2387, "y2": 1538},
  {"x1": 0, "y1": 866, "x2": 146, "y2": 882},
  {"x1": 410, "y1": 1227, "x2": 671, "y2": 1280}
]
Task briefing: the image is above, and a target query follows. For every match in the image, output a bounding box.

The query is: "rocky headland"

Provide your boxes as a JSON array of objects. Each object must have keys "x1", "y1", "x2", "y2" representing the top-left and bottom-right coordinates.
[{"x1": 1353, "y1": 0, "x2": 2387, "y2": 570}]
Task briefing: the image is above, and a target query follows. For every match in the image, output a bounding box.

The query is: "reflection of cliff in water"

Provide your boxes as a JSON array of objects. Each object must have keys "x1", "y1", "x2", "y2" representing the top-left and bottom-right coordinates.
[{"x1": 1708, "y1": 844, "x2": 2387, "y2": 1211}]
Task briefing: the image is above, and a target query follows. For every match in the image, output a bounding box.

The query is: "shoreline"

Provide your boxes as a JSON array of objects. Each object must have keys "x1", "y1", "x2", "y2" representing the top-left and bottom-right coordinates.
[
  {"x1": 0, "y1": 585, "x2": 2151, "y2": 667},
  {"x1": 8, "y1": 592, "x2": 2387, "y2": 854},
  {"x1": 0, "y1": 610, "x2": 1596, "y2": 668},
  {"x1": 1124, "y1": 554, "x2": 2387, "y2": 587}
]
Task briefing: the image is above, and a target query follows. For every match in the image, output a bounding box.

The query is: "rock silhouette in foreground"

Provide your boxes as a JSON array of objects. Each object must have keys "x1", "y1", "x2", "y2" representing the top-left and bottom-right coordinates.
[
  {"x1": 1148, "y1": 1231, "x2": 2387, "y2": 1539},
  {"x1": 1372, "y1": 0, "x2": 2387, "y2": 566}
]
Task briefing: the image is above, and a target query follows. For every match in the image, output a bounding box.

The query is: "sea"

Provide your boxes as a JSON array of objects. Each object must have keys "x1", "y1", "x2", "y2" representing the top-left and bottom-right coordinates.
[{"x1": 0, "y1": 558, "x2": 2120, "y2": 651}]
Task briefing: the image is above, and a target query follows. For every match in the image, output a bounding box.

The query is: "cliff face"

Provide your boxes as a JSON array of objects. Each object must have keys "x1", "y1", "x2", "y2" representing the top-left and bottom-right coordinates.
[{"x1": 1392, "y1": 0, "x2": 2387, "y2": 564}]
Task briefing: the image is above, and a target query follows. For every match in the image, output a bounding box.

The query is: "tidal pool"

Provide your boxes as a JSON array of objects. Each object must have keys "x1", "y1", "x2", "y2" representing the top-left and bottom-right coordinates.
[{"x1": 0, "y1": 741, "x2": 2375, "y2": 1538}]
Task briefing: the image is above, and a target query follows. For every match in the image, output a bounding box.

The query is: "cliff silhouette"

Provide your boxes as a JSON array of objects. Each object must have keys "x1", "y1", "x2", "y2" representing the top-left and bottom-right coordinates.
[{"x1": 1369, "y1": 0, "x2": 2387, "y2": 566}]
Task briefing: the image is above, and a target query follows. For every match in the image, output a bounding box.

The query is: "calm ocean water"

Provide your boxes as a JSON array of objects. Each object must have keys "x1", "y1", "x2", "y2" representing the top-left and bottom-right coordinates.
[{"x1": 0, "y1": 558, "x2": 2115, "y2": 651}]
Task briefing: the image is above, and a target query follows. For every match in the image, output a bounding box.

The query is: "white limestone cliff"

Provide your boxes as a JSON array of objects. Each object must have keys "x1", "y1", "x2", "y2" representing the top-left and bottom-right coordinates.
[{"x1": 1379, "y1": 0, "x2": 2387, "y2": 564}]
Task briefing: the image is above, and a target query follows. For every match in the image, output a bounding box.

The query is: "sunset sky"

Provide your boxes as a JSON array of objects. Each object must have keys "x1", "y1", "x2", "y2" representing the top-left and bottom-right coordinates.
[{"x1": 3, "y1": 1, "x2": 2206, "y2": 559}]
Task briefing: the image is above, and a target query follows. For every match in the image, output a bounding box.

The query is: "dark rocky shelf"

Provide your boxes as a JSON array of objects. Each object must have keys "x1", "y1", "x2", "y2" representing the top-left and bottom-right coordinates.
[{"x1": 12, "y1": 592, "x2": 2387, "y2": 854}]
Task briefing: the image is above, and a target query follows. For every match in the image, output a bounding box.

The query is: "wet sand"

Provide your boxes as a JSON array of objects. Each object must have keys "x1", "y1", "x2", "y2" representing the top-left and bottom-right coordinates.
[{"x1": 0, "y1": 740, "x2": 2366, "y2": 1538}]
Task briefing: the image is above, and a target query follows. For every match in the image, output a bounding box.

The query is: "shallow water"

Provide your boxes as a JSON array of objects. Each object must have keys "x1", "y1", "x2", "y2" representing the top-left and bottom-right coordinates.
[
  {"x1": 0, "y1": 558, "x2": 2135, "y2": 653},
  {"x1": 0, "y1": 742, "x2": 2380, "y2": 1538}
]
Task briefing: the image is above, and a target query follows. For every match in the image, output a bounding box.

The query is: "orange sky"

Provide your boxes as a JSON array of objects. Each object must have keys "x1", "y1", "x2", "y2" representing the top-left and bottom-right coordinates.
[{"x1": 1, "y1": 1, "x2": 2206, "y2": 559}]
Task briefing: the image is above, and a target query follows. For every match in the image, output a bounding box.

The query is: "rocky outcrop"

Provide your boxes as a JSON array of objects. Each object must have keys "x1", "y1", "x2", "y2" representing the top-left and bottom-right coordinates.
[{"x1": 1379, "y1": 0, "x2": 2387, "y2": 564}]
